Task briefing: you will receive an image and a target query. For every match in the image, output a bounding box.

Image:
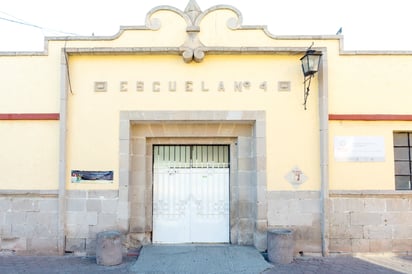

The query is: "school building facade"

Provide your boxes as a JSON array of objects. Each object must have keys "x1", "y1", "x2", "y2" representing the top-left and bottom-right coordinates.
[{"x1": 0, "y1": 1, "x2": 411, "y2": 256}]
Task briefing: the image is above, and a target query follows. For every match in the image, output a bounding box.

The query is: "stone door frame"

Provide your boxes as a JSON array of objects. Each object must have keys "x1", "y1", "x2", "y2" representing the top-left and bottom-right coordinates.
[{"x1": 118, "y1": 111, "x2": 267, "y2": 250}]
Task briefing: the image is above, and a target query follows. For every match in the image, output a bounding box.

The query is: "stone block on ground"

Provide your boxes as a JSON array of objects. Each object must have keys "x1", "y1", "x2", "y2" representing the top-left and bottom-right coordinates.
[
  {"x1": 95, "y1": 231, "x2": 122, "y2": 266},
  {"x1": 267, "y1": 229, "x2": 294, "y2": 264}
]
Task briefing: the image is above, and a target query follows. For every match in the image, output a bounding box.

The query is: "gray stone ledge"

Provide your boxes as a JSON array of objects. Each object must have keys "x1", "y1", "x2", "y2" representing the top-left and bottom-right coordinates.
[
  {"x1": 340, "y1": 50, "x2": 412, "y2": 55},
  {"x1": 0, "y1": 51, "x2": 47, "y2": 56},
  {"x1": 0, "y1": 190, "x2": 58, "y2": 198},
  {"x1": 88, "y1": 190, "x2": 119, "y2": 199},
  {"x1": 66, "y1": 190, "x2": 87, "y2": 198},
  {"x1": 123, "y1": 110, "x2": 264, "y2": 122},
  {"x1": 64, "y1": 47, "x2": 324, "y2": 56},
  {"x1": 267, "y1": 191, "x2": 320, "y2": 200},
  {"x1": 4, "y1": 43, "x2": 412, "y2": 57},
  {"x1": 330, "y1": 190, "x2": 412, "y2": 198},
  {"x1": 66, "y1": 47, "x2": 181, "y2": 55},
  {"x1": 66, "y1": 190, "x2": 119, "y2": 199}
]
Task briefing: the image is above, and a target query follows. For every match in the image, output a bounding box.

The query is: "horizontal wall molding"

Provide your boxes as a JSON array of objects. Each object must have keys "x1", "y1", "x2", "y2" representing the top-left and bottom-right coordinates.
[
  {"x1": 0, "y1": 190, "x2": 58, "y2": 198},
  {"x1": 330, "y1": 190, "x2": 412, "y2": 198},
  {"x1": 329, "y1": 114, "x2": 412, "y2": 121},
  {"x1": 66, "y1": 190, "x2": 119, "y2": 199},
  {"x1": 0, "y1": 113, "x2": 60, "y2": 120}
]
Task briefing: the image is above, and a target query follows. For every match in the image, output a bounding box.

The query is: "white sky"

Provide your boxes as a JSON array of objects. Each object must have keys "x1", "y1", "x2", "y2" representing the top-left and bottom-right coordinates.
[{"x1": 0, "y1": 0, "x2": 411, "y2": 52}]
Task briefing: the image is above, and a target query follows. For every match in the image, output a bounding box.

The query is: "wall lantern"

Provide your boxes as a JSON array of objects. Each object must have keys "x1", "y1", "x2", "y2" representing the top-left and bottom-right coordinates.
[{"x1": 300, "y1": 49, "x2": 322, "y2": 110}]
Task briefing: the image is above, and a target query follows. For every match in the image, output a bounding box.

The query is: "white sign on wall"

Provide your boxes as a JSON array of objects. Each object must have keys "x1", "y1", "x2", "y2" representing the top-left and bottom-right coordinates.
[{"x1": 334, "y1": 136, "x2": 386, "y2": 162}]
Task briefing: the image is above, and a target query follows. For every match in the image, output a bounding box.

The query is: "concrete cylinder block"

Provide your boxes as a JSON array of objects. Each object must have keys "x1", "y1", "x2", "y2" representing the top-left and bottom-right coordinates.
[
  {"x1": 267, "y1": 229, "x2": 294, "y2": 264},
  {"x1": 96, "y1": 231, "x2": 122, "y2": 266}
]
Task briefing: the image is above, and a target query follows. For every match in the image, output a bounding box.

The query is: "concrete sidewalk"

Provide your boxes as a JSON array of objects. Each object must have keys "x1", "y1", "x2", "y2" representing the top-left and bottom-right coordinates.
[
  {"x1": 130, "y1": 245, "x2": 411, "y2": 274},
  {"x1": 130, "y1": 245, "x2": 272, "y2": 274},
  {"x1": 0, "y1": 246, "x2": 411, "y2": 273}
]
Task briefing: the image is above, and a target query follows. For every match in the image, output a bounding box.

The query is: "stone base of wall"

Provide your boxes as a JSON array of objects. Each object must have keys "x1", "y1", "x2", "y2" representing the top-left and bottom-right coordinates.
[
  {"x1": 65, "y1": 190, "x2": 130, "y2": 255},
  {"x1": 0, "y1": 191, "x2": 59, "y2": 255},
  {"x1": 127, "y1": 233, "x2": 151, "y2": 248},
  {"x1": 330, "y1": 191, "x2": 412, "y2": 254},
  {"x1": 267, "y1": 191, "x2": 322, "y2": 255},
  {"x1": 4, "y1": 189, "x2": 411, "y2": 256}
]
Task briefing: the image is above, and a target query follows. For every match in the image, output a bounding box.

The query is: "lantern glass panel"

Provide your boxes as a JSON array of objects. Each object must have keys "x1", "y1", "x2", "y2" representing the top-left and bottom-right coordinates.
[{"x1": 308, "y1": 54, "x2": 320, "y2": 72}]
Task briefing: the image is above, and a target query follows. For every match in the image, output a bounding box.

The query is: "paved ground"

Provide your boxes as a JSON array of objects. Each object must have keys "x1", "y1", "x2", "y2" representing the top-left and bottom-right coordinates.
[
  {"x1": 130, "y1": 245, "x2": 272, "y2": 273},
  {"x1": 0, "y1": 255, "x2": 136, "y2": 274},
  {"x1": 263, "y1": 255, "x2": 410, "y2": 274},
  {"x1": 0, "y1": 246, "x2": 411, "y2": 274}
]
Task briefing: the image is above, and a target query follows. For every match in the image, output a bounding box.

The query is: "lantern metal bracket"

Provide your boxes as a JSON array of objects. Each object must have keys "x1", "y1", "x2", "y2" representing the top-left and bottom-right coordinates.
[{"x1": 303, "y1": 74, "x2": 313, "y2": 110}]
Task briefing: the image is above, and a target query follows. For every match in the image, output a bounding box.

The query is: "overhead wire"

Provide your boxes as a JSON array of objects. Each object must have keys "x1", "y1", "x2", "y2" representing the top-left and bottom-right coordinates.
[
  {"x1": 0, "y1": 10, "x2": 76, "y2": 93},
  {"x1": 0, "y1": 10, "x2": 80, "y2": 36}
]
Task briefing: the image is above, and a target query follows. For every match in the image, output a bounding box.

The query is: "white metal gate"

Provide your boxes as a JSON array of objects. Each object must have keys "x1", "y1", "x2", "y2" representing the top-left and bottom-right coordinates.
[{"x1": 152, "y1": 145, "x2": 230, "y2": 243}]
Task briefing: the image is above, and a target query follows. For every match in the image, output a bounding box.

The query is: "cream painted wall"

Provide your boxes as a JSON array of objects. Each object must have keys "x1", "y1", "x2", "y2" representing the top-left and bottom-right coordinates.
[
  {"x1": 0, "y1": 121, "x2": 59, "y2": 190},
  {"x1": 66, "y1": 54, "x2": 321, "y2": 191},
  {"x1": 328, "y1": 54, "x2": 412, "y2": 115},
  {"x1": 0, "y1": 56, "x2": 60, "y2": 113},
  {"x1": 329, "y1": 121, "x2": 412, "y2": 190}
]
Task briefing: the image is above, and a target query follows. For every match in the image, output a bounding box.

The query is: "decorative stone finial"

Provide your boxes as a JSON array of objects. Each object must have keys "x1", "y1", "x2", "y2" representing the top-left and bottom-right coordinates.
[
  {"x1": 181, "y1": 0, "x2": 204, "y2": 63},
  {"x1": 185, "y1": 0, "x2": 202, "y2": 23},
  {"x1": 146, "y1": 1, "x2": 243, "y2": 63}
]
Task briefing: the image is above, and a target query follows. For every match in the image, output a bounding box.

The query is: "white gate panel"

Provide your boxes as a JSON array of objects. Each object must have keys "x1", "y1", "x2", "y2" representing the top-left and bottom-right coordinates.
[
  {"x1": 190, "y1": 168, "x2": 229, "y2": 243},
  {"x1": 153, "y1": 168, "x2": 191, "y2": 243},
  {"x1": 152, "y1": 145, "x2": 230, "y2": 244}
]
